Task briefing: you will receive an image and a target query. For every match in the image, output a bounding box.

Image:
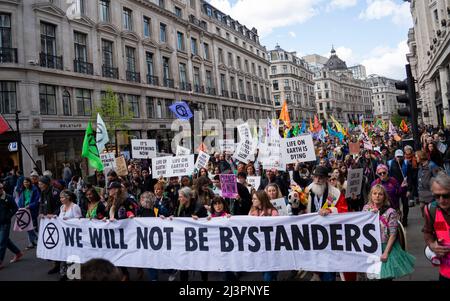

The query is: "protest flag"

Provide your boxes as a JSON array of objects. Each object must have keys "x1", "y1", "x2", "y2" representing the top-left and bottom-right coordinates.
[
  {"x1": 82, "y1": 121, "x2": 104, "y2": 171},
  {"x1": 279, "y1": 100, "x2": 291, "y2": 129}
]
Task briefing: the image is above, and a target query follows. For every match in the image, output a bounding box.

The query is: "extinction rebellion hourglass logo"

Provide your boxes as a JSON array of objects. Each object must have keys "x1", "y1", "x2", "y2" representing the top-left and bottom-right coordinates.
[{"x1": 43, "y1": 223, "x2": 59, "y2": 249}]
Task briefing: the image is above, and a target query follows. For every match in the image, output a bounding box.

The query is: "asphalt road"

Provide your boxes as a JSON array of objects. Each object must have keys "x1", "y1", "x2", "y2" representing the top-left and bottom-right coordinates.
[{"x1": 0, "y1": 205, "x2": 440, "y2": 281}]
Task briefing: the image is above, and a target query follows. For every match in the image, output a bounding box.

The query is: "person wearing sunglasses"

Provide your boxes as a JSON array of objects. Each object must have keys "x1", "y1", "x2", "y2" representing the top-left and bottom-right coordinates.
[
  {"x1": 423, "y1": 172, "x2": 450, "y2": 282},
  {"x1": 371, "y1": 164, "x2": 404, "y2": 214}
]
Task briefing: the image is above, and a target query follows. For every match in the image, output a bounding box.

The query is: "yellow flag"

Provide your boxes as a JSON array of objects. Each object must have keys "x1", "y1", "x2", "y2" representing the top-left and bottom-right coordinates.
[{"x1": 330, "y1": 115, "x2": 344, "y2": 134}]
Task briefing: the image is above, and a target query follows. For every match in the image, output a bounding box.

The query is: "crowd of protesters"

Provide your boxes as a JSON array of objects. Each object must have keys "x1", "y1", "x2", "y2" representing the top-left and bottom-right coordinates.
[{"x1": 0, "y1": 123, "x2": 449, "y2": 282}]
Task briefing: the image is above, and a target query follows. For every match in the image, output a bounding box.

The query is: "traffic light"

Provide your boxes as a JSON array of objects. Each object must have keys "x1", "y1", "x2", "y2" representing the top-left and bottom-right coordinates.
[{"x1": 395, "y1": 64, "x2": 419, "y2": 150}]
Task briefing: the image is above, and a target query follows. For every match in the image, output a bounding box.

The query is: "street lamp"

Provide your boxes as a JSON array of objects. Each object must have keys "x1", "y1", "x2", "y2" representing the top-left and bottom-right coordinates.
[{"x1": 15, "y1": 110, "x2": 23, "y2": 172}]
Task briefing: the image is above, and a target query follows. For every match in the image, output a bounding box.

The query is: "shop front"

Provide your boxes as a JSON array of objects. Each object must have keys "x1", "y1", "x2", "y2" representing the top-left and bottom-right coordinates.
[{"x1": 0, "y1": 132, "x2": 19, "y2": 175}]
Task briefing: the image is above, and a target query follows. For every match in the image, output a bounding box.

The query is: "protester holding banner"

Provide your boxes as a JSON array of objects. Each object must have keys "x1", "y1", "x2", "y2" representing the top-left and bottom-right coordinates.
[
  {"x1": 165, "y1": 176, "x2": 181, "y2": 210},
  {"x1": 17, "y1": 177, "x2": 40, "y2": 249},
  {"x1": 363, "y1": 185, "x2": 415, "y2": 280},
  {"x1": 153, "y1": 182, "x2": 172, "y2": 217},
  {"x1": 0, "y1": 183, "x2": 23, "y2": 270},
  {"x1": 193, "y1": 176, "x2": 215, "y2": 211}
]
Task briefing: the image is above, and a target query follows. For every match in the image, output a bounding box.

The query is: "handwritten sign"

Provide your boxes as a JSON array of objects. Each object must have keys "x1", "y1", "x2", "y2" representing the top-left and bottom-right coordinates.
[
  {"x1": 176, "y1": 145, "x2": 191, "y2": 156},
  {"x1": 247, "y1": 176, "x2": 261, "y2": 190},
  {"x1": 281, "y1": 135, "x2": 316, "y2": 165},
  {"x1": 270, "y1": 198, "x2": 288, "y2": 216},
  {"x1": 100, "y1": 152, "x2": 116, "y2": 170},
  {"x1": 219, "y1": 139, "x2": 236, "y2": 154},
  {"x1": 345, "y1": 168, "x2": 364, "y2": 198},
  {"x1": 220, "y1": 174, "x2": 238, "y2": 198},
  {"x1": 115, "y1": 156, "x2": 128, "y2": 176},
  {"x1": 195, "y1": 151, "x2": 210, "y2": 170},
  {"x1": 131, "y1": 139, "x2": 156, "y2": 159}
]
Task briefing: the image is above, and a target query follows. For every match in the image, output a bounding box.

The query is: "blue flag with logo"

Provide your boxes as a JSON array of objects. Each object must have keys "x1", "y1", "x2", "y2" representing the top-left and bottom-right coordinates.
[{"x1": 169, "y1": 101, "x2": 193, "y2": 120}]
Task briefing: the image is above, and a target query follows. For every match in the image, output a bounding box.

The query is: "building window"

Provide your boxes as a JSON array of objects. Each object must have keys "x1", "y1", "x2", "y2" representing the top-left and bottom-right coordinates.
[
  {"x1": 163, "y1": 57, "x2": 170, "y2": 79},
  {"x1": 128, "y1": 95, "x2": 140, "y2": 118},
  {"x1": 76, "y1": 89, "x2": 91, "y2": 116},
  {"x1": 203, "y1": 43, "x2": 210, "y2": 60},
  {"x1": 228, "y1": 52, "x2": 233, "y2": 67},
  {"x1": 122, "y1": 7, "x2": 133, "y2": 31},
  {"x1": 238, "y1": 79, "x2": 244, "y2": 94},
  {"x1": 252, "y1": 62, "x2": 256, "y2": 74},
  {"x1": 159, "y1": 0, "x2": 165, "y2": 9},
  {"x1": 62, "y1": 90, "x2": 71, "y2": 116},
  {"x1": 273, "y1": 80, "x2": 279, "y2": 91},
  {"x1": 258, "y1": 66, "x2": 262, "y2": 77},
  {"x1": 220, "y1": 74, "x2": 226, "y2": 91},
  {"x1": 191, "y1": 38, "x2": 198, "y2": 55},
  {"x1": 146, "y1": 97, "x2": 154, "y2": 118},
  {"x1": 39, "y1": 84, "x2": 57, "y2": 115},
  {"x1": 206, "y1": 70, "x2": 212, "y2": 89},
  {"x1": 237, "y1": 56, "x2": 241, "y2": 70},
  {"x1": 0, "y1": 13, "x2": 11, "y2": 50},
  {"x1": 271, "y1": 66, "x2": 277, "y2": 74},
  {"x1": 194, "y1": 67, "x2": 201, "y2": 89},
  {"x1": 218, "y1": 48, "x2": 224, "y2": 63},
  {"x1": 179, "y1": 63, "x2": 187, "y2": 85},
  {"x1": 177, "y1": 32, "x2": 185, "y2": 51},
  {"x1": 0, "y1": 81, "x2": 16, "y2": 114},
  {"x1": 282, "y1": 65, "x2": 288, "y2": 73},
  {"x1": 190, "y1": 0, "x2": 195, "y2": 9},
  {"x1": 146, "y1": 52, "x2": 154, "y2": 76},
  {"x1": 156, "y1": 100, "x2": 162, "y2": 118},
  {"x1": 274, "y1": 95, "x2": 280, "y2": 106},
  {"x1": 99, "y1": 0, "x2": 110, "y2": 22},
  {"x1": 40, "y1": 22, "x2": 56, "y2": 56},
  {"x1": 102, "y1": 39, "x2": 113, "y2": 67},
  {"x1": 118, "y1": 94, "x2": 125, "y2": 116},
  {"x1": 125, "y1": 46, "x2": 136, "y2": 72},
  {"x1": 230, "y1": 76, "x2": 236, "y2": 92},
  {"x1": 160, "y1": 23, "x2": 167, "y2": 43},
  {"x1": 74, "y1": 31, "x2": 87, "y2": 62},
  {"x1": 143, "y1": 16, "x2": 151, "y2": 38},
  {"x1": 174, "y1": 6, "x2": 182, "y2": 18}
]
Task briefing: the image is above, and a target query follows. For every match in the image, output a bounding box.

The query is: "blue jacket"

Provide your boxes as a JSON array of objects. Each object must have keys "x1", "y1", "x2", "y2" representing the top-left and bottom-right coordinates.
[{"x1": 18, "y1": 185, "x2": 40, "y2": 217}]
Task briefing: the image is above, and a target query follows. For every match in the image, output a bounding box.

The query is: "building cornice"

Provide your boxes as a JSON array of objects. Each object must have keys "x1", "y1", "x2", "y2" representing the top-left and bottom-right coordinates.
[
  {"x1": 96, "y1": 22, "x2": 120, "y2": 36},
  {"x1": 32, "y1": 2, "x2": 65, "y2": 19},
  {"x1": 212, "y1": 34, "x2": 269, "y2": 65}
]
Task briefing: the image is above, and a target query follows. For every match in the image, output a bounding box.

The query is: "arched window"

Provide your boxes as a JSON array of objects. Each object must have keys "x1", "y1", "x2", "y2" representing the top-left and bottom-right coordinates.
[{"x1": 62, "y1": 90, "x2": 71, "y2": 116}]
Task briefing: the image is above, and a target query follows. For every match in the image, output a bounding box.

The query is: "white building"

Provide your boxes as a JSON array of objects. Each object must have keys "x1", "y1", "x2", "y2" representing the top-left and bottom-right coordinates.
[
  {"x1": 407, "y1": 0, "x2": 450, "y2": 126},
  {"x1": 269, "y1": 45, "x2": 316, "y2": 122},
  {"x1": 0, "y1": 0, "x2": 274, "y2": 176},
  {"x1": 314, "y1": 48, "x2": 373, "y2": 124},
  {"x1": 365, "y1": 75, "x2": 405, "y2": 120},
  {"x1": 348, "y1": 64, "x2": 367, "y2": 80}
]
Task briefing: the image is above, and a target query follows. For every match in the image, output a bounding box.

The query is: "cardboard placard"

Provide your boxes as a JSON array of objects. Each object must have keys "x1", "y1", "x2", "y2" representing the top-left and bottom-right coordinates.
[{"x1": 131, "y1": 139, "x2": 157, "y2": 159}]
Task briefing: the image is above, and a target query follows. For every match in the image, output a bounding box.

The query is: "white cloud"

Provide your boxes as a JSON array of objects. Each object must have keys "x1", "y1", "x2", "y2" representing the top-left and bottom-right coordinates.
[
  {"x1": 362, "y1": 40, "x2": 409, "y2": 79},
  {"x1": 359, "y1": 0, "x2": 412, "y2": 26},
  {"x1": 208, "y1": 0, "x2": 322, "y2": 37},
  {"x1": 288, "y1": 31, "x2": 297, "y2": 38},
  {"x1": 327, "y1": 0, "x2": 358, "y2": 11}
]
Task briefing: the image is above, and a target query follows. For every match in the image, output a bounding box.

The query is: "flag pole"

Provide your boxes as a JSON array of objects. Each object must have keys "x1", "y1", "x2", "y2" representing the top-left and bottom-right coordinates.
[{"x1": 0, "y1": 113, "x2": 42, "y2": 174}]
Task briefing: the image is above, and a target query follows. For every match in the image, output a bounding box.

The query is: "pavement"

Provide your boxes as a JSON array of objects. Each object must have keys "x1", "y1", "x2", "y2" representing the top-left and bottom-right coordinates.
[{"x1": 0, "y1": 205, "x2": 440, "y2": 281}]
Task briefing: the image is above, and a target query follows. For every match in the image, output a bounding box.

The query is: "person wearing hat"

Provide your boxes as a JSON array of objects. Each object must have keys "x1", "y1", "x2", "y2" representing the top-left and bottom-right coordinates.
[
  {"x1": 30, "y1": 171, "x2": 40, "y2": 187},
  {"x1": 371, "y1": 164, "x2": 404, "y2": 212},
  {"x1": 388, "y1": 150, "x2": 413, "y2": 226},
  {"x1": 303, "y1": 165, "x2": 348, "y2": 281}
]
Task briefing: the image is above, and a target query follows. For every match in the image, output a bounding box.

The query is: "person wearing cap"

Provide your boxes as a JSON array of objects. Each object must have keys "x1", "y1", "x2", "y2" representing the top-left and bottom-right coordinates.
[
  {"x1": 371, "y1": 164, "x2": 403, "y2": 212},
  {"x1": 387, "y1": 150, "x2": 413, "y2": 226},
  {"x1": 303, "y1": 165, "x2": 348, "y2": 281}
]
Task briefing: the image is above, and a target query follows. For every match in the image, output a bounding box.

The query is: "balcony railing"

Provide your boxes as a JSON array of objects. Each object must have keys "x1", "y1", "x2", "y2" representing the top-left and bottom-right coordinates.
[
  {"x1": 40, "y1": 52, "x2": 63, "y2": 70},
  {"x1": 248, "y1": 95, "x2": 254, "y2": 102},
  {"x1": 147, "y1": 75, "x2": 159, "y2": 86},
  {"x1": 102, "y1": 65, "x2": 119, "y2": 79},
  {"x1": 163, "y1": 78, "x2": 175, "y2": 88},
  {"x1": 0, "y1": 47, "x2": 17, "y2": 63},
  {"x1": 221, "y1": 90, "x2": 229, "y2": 98},
  {"x1": 231, "y1": 91, "x2": 238, "y2": 99},
  {"x1": 180, "y1": 82, "x2": 192, "y2": 91},
  {"x1": 193, "y1": 84, "x2": 204, "y2": 93},
  {"x1": 240, "y1": 93, "x2": 246, "y2": 100},
  {"x1": 126, "y1": 71, "x2": 141, "y2": 83},
  {"x1": 206, "y1": 87, "x2": 216, "y2": 95},
  {"x1": 73, "y1": 59, "x2": 93, "y2": 75}
]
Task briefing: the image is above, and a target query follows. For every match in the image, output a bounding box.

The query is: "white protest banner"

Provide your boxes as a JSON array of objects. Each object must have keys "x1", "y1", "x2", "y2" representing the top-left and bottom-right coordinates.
[
  {"x1": 176, "y1": 145, "x2": 191, "y2": 156},
  {"x1": 131, "y1": 139, "x2": 157, "y2": 159},
  {"x1": 195, "y1": 151, "x2": 210, "y2": 170},
  {"x1": 219, "y1": 139, "x2": 235, "y2": 154},
  {"x1": 281, "y1": 135, "x2": 316, "y2": 165},
  {"x1": 345, "y1": 168, "x2": 364, "y2": 198},
  {"x1": 37, "y1": 213, "x2": 382, "y2": 273},
  {"x1": 100, "y1": 152, "x2": 116, "y2": 170},
  {"x1": 152, "y1": 155, "x2": 195, "y2": 179},
  {"x1": 115, "y1": 156, "x2": 128, "y2": 176},
  {"x1": 247, "y1": 176, "x2": 261, "y2": 190},
  {"x1": 13, "y1": 208, "x2": 34, "y2": 232},
  {"x1": 270, "y1": 198, "x2": 289, "y2": 216}
]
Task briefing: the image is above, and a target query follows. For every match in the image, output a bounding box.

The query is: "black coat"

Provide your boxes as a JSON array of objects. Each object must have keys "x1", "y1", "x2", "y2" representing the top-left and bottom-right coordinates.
[
  {"x1": 258, "y1": 176, "x2": 289, "y2": 197},
  {"x1": 0, "y1": 193, "x2": 17, "y2": 224},
  {"x1": 39, "y1": 187, "x2": 61, "y2": 215}
]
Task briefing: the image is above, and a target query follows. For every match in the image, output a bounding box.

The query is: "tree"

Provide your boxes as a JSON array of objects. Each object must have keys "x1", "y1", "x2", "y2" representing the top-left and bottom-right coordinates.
[
  {"x1": 92, "y1": 87, "x2": 133, "y2": 153},
  {"x1": 391, "y1": 113, "x2": 403, "y2": 128}
]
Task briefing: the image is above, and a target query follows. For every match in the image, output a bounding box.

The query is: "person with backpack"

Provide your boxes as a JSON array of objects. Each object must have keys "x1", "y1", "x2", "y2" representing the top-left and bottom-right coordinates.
[
  {"x1": 423, "y1": 172, "x2": 450, "y2": 282},
  {"x1": 416, "y1": 151, "x2": 441, "y2": 215},
  {"x1": 363, "y1": 184, "x2": 415, "y2": 280}
]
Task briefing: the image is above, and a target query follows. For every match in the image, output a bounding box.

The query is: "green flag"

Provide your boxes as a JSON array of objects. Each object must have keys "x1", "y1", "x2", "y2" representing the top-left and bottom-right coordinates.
[
  {"x1": 82, "y1": 121, "x2": 104, "y2": 172},
  {"x1": 292, "y1": 124, "x2": 299, "y2": 136}
]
